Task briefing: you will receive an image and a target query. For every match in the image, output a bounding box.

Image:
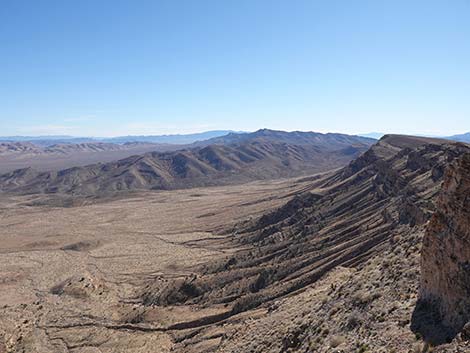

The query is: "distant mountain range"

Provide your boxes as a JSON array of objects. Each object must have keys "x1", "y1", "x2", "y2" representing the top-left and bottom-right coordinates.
[
  {"x1": 447, "y1": 132, "x2": 470, "y2": 143},
  {"x1": 198, "y1": 129, "x2": 374, "y2": 149},
  {"x1": 0, "y1": 141, "x2": 160, "y2": 155},
  {"x1": 0, "y1": 130, "x2": 241, "y2": 146},
  {"x1": 0, "y1": 141, "x2": 183, "y2": 173},
  {"x1": 360, "y1": 132, "x2": 470, "y2": 143},
  {"x1": 358, "y1": 132, "x2": 385, "y2": 139},
  {"x1": 0, "y1": 129, "x2": 375, "y2": 196},
  {"x1": 104, "y1": 130, "x2": 245, "y2": 144},
  {"x1": 3, "y1": 130, "x2": 469, "y2": 145}
]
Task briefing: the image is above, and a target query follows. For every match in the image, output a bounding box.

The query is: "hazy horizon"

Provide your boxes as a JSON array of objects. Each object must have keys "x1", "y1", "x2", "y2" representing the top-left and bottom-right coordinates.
[{"x1": 0, "y1": 128, "x2": 468, "y2": 140}]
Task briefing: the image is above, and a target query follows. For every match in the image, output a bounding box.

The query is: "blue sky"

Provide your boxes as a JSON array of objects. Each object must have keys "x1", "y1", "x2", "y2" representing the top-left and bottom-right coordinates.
[{"x1": 1, "y1": 0, "x2": 469, "y2": 137}]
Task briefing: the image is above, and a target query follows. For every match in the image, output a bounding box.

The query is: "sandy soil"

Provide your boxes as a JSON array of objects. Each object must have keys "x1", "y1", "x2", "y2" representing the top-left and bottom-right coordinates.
[{"x1": 0, "y1": 177, "x2": 313, "y2": 352}]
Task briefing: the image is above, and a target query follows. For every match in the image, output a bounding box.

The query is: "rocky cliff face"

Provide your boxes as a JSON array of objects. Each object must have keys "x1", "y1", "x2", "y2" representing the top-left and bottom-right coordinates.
[{"x1": 418, "y1": 153, "x2": 470, "y2": 339}]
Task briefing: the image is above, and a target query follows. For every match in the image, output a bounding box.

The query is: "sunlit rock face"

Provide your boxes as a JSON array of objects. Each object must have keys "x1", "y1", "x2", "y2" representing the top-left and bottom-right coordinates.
[{"x1": 420, "y1": 153, "x2": 470, "y2": 332}]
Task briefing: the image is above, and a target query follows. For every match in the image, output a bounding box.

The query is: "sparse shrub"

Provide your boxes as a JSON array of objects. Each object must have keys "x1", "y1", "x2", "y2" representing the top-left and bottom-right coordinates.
[
  {"x1": 347, "y1": 311, "x2": 363, "y2": 330},
  {"x1": 375, "y1": 310, "x2": 386, "y2": 322},
  {"x1": 352, "y1": 290, "x2": 381, "y2": 307},
  {"x1": 282, "y1": 330, "x2": 301, "y2": 350},
  {"x1": 329, "y1": 305, "x2": 340, "y2": 316},
  {"x1": 249, "y1": 270, "x2": 271, "y2": 293},
  {"x1": 357, "y1": 343, "x2": 369, "y2": 352},
  {"x1": 231, "y1": 293, "x2": 264, "y2": 314},
  {"x1": 330, "y1": 335, "x2": 345, "y2": 348},
  {"x1": 180, "y1": 281, "x2": 201, "y2": 297},
  {"x1": 50, "y1": 282, "x2": 65, "y2": 295}
]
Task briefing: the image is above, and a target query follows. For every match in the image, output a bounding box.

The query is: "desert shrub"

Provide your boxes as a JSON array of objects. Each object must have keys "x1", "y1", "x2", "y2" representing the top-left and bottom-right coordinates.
[
  {"x1": 181, "y1": 281, "x2": 201, "y2": 297},
  {"x1": 282, "y1": 330, "x2": 301, "y2": 350},
  {"x1": 249, "y1": 269, "x2": 272, "y2": 293},
  {"x1": 357, "y1": 343, "x2": 369, "y2": 352},
  {"x1": 330, "y1": 335, "x2": 345, "y2": 348},
  {"x1": 50, "y1": 282, "x2": 65, "y2": 295},
  {"x1": 148, "y1": 278, "x2": 204, "y2": 306},
  {"x1": 352, "y1": 290, "x2": 381, "y2": 307},
  {"x1": 231, "y1": 293, "x2": 264, "y2": 314},
  {"x1": 346, "y1": 311, "x2": 363, "y2": 330}
]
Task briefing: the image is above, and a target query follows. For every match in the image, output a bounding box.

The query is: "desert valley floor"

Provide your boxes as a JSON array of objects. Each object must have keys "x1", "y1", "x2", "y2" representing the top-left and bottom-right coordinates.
[{"x1": 0, "y1": 177, "x2": 318, "y2": 352}]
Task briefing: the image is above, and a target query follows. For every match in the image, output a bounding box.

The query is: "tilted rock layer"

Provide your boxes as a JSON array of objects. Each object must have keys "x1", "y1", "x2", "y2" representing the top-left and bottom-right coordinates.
[{"x1": 420, "y1": 153, "x2": 470, "y2": 331}]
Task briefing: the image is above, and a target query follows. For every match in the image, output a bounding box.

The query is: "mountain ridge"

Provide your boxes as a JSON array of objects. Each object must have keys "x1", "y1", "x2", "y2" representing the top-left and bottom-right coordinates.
[
  {"x1": 140, "y1": 134, "x2": 470, "y2": 352},
  {"x1": 446, "y1": 132, "x2": 470, "y2": 143},
  {"x1": 0, "y1": 129, "x2": 374, "y2": 196}
]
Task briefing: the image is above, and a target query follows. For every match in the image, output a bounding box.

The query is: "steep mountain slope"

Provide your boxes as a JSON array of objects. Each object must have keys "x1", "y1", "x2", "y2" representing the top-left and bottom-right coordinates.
[
  {"x1": 0, "y1": 130, "x2": 373, "y2": 195},
  {"x1": 140, "y1": 135, "x2": 470, "y2": 352}
]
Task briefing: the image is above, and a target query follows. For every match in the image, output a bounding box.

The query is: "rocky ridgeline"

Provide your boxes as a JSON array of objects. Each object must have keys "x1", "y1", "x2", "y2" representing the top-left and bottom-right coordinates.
[{"x1": 140, "y1": 136, "x2": 470, "y2": 352}]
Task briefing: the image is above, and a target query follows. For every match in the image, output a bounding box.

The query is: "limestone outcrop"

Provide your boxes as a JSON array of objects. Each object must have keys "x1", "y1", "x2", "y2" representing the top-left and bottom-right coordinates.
[{"x1": 419, "y1": 153, "x2": 470, "y2": 336}]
